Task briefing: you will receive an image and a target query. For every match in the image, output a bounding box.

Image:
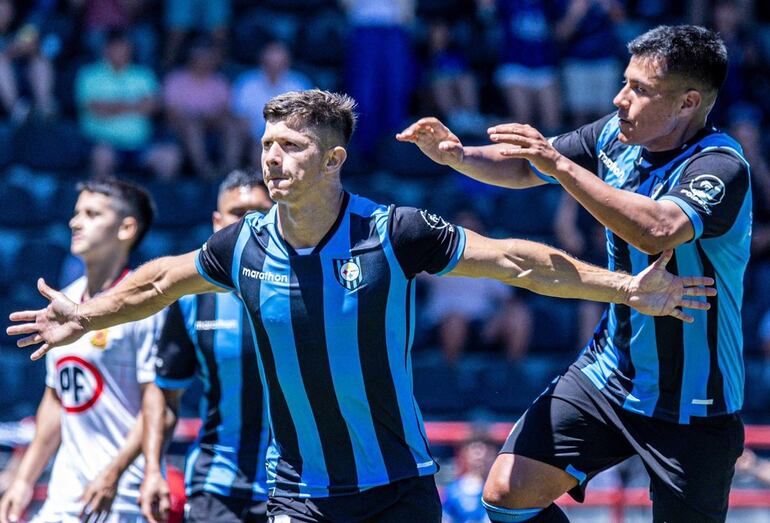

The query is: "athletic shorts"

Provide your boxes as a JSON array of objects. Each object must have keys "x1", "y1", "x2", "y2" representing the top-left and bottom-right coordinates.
[
  {"x1": 266, "y1": 475, "x2": 441, "y2": 523},
  {"x1": 501, "y1": 365, "x2": 744, "y2": 523},
  {"x1": 185, "y1": 491, "x2": 267, "y2": 523}
]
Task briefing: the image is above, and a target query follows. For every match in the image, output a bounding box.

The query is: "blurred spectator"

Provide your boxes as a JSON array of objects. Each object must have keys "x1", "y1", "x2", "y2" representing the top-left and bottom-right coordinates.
[
  {"x1": 343, "y1": 0, "x2": 416, "y2": 159},
  {"x1": 163, "y1": 0, "x2": 230, "y2": 70},
  {"x1": 442, "y1": 437, "x2": 497, "y2": 523},
  {"x1": 423, "y1": 211, "x2": 532, "y2": 363},
  {"x1": 736, "y1": 448, "x2": 770, "y2": 487},
  {"x1": 78, "y1": 0, "x2": 158, "y2": 66},
  {"x1": 75, "y1": 30, "x2": 181, "y2": 178},
  {"x1": 554, "y1": 192, "x2": 607, "y2": 348},
  {"x1": 494, "y1": 0, "x2": 561, "y2": 133},
  {"x1": 554, "y1": 0, "x2": 625, "y2": 126},
  {"x1": 0, "y1": 0, "x2": 57, "y2": 121},
  {"x1": 424, "y1": 20, "x2": 484, "y2": 135},
  {"x1": 232, "y1": 41, "x2": 311, "y2": 164},
  {"x1": 164, "y1": 37, "x2": 241, "y2": 179}
]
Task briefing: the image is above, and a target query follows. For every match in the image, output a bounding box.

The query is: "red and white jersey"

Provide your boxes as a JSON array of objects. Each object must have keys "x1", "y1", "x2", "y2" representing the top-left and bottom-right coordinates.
[{"x1": 35, "y1": 275, "x2": 165, "y2": 520}]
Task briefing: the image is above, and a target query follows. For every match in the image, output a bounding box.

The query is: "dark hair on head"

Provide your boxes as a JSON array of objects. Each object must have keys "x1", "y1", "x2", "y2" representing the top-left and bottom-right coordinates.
[
  {"x1": 628, "y1": 25, "x2": 728, "y2": 92},
  {"x1": 76, "y1": 177, "x2": 155, "y2": 251},
  {"x1": 218, "y1": 169, "x2": 265, "y2": 198},
  {"x1": 105, "y1": 28, "x2": 130, "y2": 47},
  {"x1": 263, "y1": 89, "x2": 357, "y2": 146}
]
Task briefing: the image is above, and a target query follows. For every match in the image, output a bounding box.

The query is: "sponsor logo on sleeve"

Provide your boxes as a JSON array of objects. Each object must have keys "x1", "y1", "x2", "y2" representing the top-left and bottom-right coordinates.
[
  {"x1": 680, "y1": 174, "x2": 726, "y2": 214},
  {"x1": 419, "y1": 210, "x2": 454, "y2": 232}
]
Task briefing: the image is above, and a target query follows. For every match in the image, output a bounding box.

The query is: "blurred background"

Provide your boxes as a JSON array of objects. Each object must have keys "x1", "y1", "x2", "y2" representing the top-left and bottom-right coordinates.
[{"x1": 1, "y1": 0, "x2": 770, "y2": 521}]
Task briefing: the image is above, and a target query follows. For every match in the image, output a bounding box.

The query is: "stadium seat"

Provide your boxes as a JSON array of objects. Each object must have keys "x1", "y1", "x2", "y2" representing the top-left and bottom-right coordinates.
[
  {"x1": 412, "y1": 358, "x2": 473, "y2": 417},
  {"x1": 527, "y1": 296, "x2": 579, "y2": 354},
  {"x1": 0, "y1": 184, "x2": 45, "y2": 227},
  {"x1": 0, "y1": 122, "x2": 13, "y2": 169},
  {"x1": 233, "y1": 9, "x2": 301, "y2": 63},
  {"x1": 295, "y1": 10, "x2": 346, "y2": 66},
  {"x1": 12, "y1": 240, "x2": 69, "y2": 288},
  {"x1": 12, "y1": 119, "x2": 86, "y2": 171},
  {"x1": 474, "y1": 360, "x2": 542, "y2": 415},
  {"x1": 148, "y1": 179, "x2": 215, "y2": 228},
  {"x1": 375, "y1": 137, "x2": 454, "y2": 179}
]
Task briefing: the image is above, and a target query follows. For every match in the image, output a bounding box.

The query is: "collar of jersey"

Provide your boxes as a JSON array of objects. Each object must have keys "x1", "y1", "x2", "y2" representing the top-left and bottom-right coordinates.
[{"x1": 269, "y1": 191, "x2": 351, "y2": 257}]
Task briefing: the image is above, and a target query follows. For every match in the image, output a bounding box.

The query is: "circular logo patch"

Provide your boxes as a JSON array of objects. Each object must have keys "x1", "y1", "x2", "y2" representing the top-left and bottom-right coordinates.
[
  {"x1": 688, "y1": 174, "x2": 726, "y2": 206},
  {"x1": 55, "y1": 356, "x2": 104, "y2": 413},
  {"x1": 339, "y1": 261, "x2": 361, "y2": 282}
]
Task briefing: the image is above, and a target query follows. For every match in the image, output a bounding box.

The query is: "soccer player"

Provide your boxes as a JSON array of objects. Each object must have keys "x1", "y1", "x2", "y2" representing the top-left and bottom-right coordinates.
[
  {"x1": 139, "y1": 170, "x2": 272, "y2": 523},
  {"x1": 8, "y1": 90, "x2": 715, "y2": 523},
  {"x1": 399, "y1": 25, "x2": 748, "y2": 523},
  {"x1": 0, "y1": 178, "x2": 165, "y2": 523}
]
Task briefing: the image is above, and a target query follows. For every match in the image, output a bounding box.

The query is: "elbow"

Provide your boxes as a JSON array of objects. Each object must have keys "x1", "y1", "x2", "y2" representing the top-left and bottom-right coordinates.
[{"x1": 633, "y1": 227, "x2": 681, "y2": 255}]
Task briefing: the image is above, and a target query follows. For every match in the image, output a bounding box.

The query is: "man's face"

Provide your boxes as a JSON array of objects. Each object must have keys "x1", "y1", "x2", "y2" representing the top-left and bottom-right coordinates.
[
  {"x1": 105, "y1": 39, "x2": 132, "y2": 69},
  {"x1": 213, "y1": 186, "x2": 273, "y2": 232},
  {"x1": 261, "y1": 120, "x2": 328, "y2": 203},
  {"x1": 612, "y1": 56, "x2": 692, "y2": 151},
  {"x1": 69, "y1": 191, "x2": 126, "y2": 260}
]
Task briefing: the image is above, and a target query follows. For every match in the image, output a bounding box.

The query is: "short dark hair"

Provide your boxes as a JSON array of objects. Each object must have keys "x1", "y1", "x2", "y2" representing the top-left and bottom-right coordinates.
[
  {"x1": 76, "y1": 177, "x2": 155, "y2": 251},
  {"x1": 217, "y1": 169, "x2": 265, "y2": 198},
  {"x1": 263, "y1": 89, "x2": 357, "y2": 146},
  {"x1": 628, "y1": 25, "x2": 728, "y2": 92}
]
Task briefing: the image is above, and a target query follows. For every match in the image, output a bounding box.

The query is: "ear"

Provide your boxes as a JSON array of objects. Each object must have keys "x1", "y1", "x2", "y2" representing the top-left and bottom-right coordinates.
[
  {"x1": 324, "y1": 146, "x2": 347, "y2": 175},
  {"x1": 679, "y1": 89, "x2": 702, "y2": 116},
  {"x1": 212, "y1": 210, "x2": 222, "y2": 230},
  {"x1": 118, "y1": 216, "x2": 139, "y2": 244}
]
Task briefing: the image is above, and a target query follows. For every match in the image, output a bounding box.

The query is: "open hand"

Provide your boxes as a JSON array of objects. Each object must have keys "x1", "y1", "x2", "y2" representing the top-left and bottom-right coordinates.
[
  {"x1": 488, "y1": 123, "x2": 561, "y2": 175},
  {"x1": 138, "y1": 470, "x2": 171, "y2": 523},
  {"x1": 6, "y1": 278, "x2": 86, "y2": 360},
  {"x1": 624, "y1": 250, "x2": 716, "y2": 322},
  {"x1": 396, "y1": 117, "x2": 464, "y2": 168}
]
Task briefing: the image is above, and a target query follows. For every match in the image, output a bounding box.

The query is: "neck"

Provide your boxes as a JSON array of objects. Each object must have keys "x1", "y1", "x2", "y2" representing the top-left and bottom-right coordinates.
[
  {"x1": 277, "y1": 184, "x2": 345, "y2": 249},
  {"x1": 84, "y1": 252, "x2": 130, "y2": 300},
  {"x1": 647, "y1": 114, "x2": 708, "y2": 152}
]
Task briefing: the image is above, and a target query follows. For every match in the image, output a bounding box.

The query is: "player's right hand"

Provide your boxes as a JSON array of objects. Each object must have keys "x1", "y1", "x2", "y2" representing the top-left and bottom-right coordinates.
[
  {"x1": 138, "y1": 471, "x2": 171, "y2": 523},
  {"x1": 396, "y1": 117, "x2": 465, "y2": 168},
  {"x1": 6, "y1": 278, "x2": 86, "y2": 361},
  {"x1": 0, "y1": 479, "x2": 33, "y2": 523}
]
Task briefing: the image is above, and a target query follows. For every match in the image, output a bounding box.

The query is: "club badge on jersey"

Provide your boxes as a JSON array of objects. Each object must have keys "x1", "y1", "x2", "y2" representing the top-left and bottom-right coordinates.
[
  {"x1": 55, "y1": 355, "x2": 104, "y2": 413},
  {"x1": 334, "y1": 257, "x2": 363, "y2": 290},
  {"x1": 90, "y1": 328, "x2": 109, "y2": 348}
]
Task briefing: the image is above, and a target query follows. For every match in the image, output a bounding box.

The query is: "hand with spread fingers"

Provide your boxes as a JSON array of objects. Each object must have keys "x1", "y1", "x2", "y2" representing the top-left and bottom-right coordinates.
[
  {"x1": 488, "y1": 123, "x2": 562, "y2": 175},
  {"x1": 6, "y1": 278, "x2": 86, "y2": 361},
  {"x1": 624, "y1": 250, "x2": 715, "y2": 322},
  {"x1": 396, "y1": 117, "x2": 465, "y2": 168}
]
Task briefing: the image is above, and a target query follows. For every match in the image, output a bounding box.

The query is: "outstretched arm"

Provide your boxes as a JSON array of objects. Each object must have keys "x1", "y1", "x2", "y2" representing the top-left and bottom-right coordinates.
[
  {"x1": 7, "y1": 251, "x2": 219, "y2": 360},
  {"x1": 396, "y1": 117, "x2": 546, "y2": 189},
  {"x1": 450, "y1": 230, "x2": 715, "y2": 322}
]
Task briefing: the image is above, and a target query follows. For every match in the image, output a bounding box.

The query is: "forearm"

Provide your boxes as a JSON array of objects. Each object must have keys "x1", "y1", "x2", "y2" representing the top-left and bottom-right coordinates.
[
  {"x1": 550, "y1": 156, "x2": 685, "y2": 253},
  {"x1": 105, "y1": 413, "x2": 145, "y2": 480},
  {"x1": 79, "y1": 252, "x2": 209, "y2": 332},
  {"x1": 455, "y1": 145, "x2": 541, "y2": 189},
  {"x1": 142, "y1": 385, "x2": 178, "y2": 475},
  {"x1": 14, "y1": 389, "x2": 62, "y2": 485}
]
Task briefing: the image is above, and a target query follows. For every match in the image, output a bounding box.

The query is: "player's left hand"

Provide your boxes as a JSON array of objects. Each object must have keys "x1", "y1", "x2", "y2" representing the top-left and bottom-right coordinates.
[
  {"x1": 80, "y1": 467, "x2": 119, "y2": 523},
  {"x1": 488, "y1": 123, "x2": 562, "y2": 175},
  {"x1": 624, "y1": 250, "x2": 716, "y2": 322}
]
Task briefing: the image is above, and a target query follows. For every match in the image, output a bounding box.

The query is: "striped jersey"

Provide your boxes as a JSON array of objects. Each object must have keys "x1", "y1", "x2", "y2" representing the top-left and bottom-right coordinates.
[
  {"x1": 534, "y1": 114, "x2": 752, "y2": 423},
  {"x1": 196, "y1": 192, "x2": 466, "y2": 497},
  {"x1": 154, "y1": 292, "x2": 269, "y2": 500}
]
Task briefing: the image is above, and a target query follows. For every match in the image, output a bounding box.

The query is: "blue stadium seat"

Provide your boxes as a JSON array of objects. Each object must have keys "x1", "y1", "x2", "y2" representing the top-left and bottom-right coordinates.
[
  {"x1": 527, "y1": 295, "x2": 579, "y2": 354},
  {"x1": 12, "y1": 119, "x2": 86, "y2": 171},
  {"x1": 148, "y1": 179, "x2": 215, "y2": 228},
  {"x1": 12, "y1": 240, "x2": 69, "y2": 287},
  {"x1": 474, "y1": 360, "x2": 542, "y2": 415},
  {"x1": 0, "y1": 184, "x2": 45, "y2": 227},
  {"x1": 375, "y1": 138, "x2": 454, "y2": 179},
  {"x1": 0, "y1": 122, "x2": 13, "y2": 169},
  {"x1": 412, "y1": 358, "x2": 473, "y2": 416},
  {"x1": 233, "y1": 9, "x2": 301, "y2": 63},
  {"x1": 296, "y1": 10, "x2": 346, "y2": 66}
]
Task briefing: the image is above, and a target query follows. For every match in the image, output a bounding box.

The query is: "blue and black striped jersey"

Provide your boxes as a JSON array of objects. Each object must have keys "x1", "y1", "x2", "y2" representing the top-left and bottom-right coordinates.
[
  {"x1": 535, "y1": 114, "x2": 751, "y2": 424},
  {"x1": 196, "y1": 192, "x2": 466, "y2": 498},
  {"x1": 154, "y1": 293, "x2": 270, "y2": 500}
]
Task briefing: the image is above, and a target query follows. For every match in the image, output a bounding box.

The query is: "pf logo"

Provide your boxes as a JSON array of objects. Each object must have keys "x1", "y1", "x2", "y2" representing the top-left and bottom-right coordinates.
[{"x1": 56, "y1": 356, "x2": 104, "y2": 413}]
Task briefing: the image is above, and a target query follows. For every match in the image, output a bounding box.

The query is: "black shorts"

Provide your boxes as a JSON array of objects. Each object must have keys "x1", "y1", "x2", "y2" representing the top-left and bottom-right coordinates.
[
  {"x1": 501, "y1": 365, "x2": 744, "y2": 523},
  {"x1": 185, "y1": 491, "x2": 268, "y2": 523},
  {"x1": 266, "y1": 475, "x2": 441, "y2": 523}
]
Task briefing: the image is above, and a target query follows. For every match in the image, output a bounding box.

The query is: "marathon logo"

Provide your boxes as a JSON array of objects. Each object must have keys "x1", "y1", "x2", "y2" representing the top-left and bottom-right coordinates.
[
  {"x1": 599, "y1": 150, "x2": 624, "y2": 179},
  {"x1": 241, "y1": 266, "x2": 289, "y2": 284},
  {"x1": 195, "y1": 319, "x2": 239, "y2": 331}
]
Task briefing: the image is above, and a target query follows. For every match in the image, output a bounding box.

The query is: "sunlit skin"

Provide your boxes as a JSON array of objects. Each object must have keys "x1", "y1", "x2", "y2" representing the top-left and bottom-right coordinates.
[
  {"x1": 212, "y1": 185, "x2": 273, "y2": 233},
  {"x1": 613, "y1": 55, "x2": 709, "y2": 152}
]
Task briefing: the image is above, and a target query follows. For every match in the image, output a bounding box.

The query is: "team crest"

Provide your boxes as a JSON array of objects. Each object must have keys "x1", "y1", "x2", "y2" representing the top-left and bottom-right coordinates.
[
  {"x1": 90, "y1": 329, "x2": 109, "y2": 349},
  {"x1": 334, "y1": 257, "x2": 363, "y2": 290}
]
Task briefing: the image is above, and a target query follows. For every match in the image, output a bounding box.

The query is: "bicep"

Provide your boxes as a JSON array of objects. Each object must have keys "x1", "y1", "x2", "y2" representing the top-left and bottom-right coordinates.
[{"x1": 161, "y1": 251, "x2": 222, "y2": 299}]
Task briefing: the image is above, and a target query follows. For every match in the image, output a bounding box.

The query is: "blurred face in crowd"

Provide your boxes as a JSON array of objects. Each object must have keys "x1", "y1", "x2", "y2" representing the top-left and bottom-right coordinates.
[
  {"x1": 69, "y1": 191, "x2": 136, "y2": 262},
  {"x1": 459, "y1": 440, "x2": 496, "y2": 478},
  {"x1": 105, "y1": 38, "x2": 133, "y2": 70},
  {"x1": 0, "y1": 0, "x2": 14, "y2": 34},
  {"x1": 261, "y1": 120, "x2": 330, "y2": 204},
  {"x1": 189, "y1": 45, "x2": 219, "y2": 76},
  {"x1": 212, "y1": 185, "x2": 273, "y2": 232},
  {"x1": 261, "y1": 43, "x2": 291, "y2": 79},
  {"x1": 613, "y1": 55, "x2": 702, "y2": 151}
]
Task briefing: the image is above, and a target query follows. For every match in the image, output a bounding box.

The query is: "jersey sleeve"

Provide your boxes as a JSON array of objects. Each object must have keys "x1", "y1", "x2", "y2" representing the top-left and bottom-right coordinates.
[
  {"x1": 196, "y1": 219, "x2": 244, "y2": 290},
  {"x1": 530, "y1": 114, "x2": 613, "y2": 183},
  {"x1": 658, "y1": 151, "x2": 750, "y2": 240},
  {"x1": 45, "y1": 351, "x2": 56, "y2": 389},
  {"x1": 154, "y1": 300, "x2": 197, "y2": 390},
  {"x1": 389, "y1": 207, "x2": 466, "y2": 279},
  {"x1": 132, "y1": 308, "x2": 167, "y2": 384}
]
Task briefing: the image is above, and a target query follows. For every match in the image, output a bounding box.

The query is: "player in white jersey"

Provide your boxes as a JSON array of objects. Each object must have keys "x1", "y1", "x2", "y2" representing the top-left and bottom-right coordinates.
[{"x1": 0, "y1": 178, "x2": 163, "y2": 523}]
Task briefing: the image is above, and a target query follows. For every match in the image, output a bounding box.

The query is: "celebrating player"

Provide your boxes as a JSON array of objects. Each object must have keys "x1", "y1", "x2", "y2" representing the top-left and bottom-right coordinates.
[
  {"x1": 8, "y1": 90, "x2": 715, "y2": 522},
  {"x1": 399, "y1": 25, "x2": 748, "y2": 523},
  {"x1": 139, "y1": 170, "x2": 272, "y2": 523},
  {"x1": 0, "y1": 179, "x2": 165, "y2": 523}
]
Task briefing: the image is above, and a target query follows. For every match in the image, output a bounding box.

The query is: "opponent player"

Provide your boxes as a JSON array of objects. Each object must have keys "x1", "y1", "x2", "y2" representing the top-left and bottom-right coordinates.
[
  {"x1": 9, "y1": 90, "x2": 715, "y2": 523},
  {"x1": 0, "y1": 178, "x2": 165, "y2": 523},
  {"x1": 139, "y1": 170, "x2": 272, "y2": 523},
  {"x1": 399, "y1": 25, "x2": 749, "y2": 523}
]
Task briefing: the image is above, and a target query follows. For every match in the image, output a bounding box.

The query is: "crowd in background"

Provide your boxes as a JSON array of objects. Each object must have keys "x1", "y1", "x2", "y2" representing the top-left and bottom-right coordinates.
[{"x1": 1, "y1": 0, "x2": 770, "y2": 424}]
